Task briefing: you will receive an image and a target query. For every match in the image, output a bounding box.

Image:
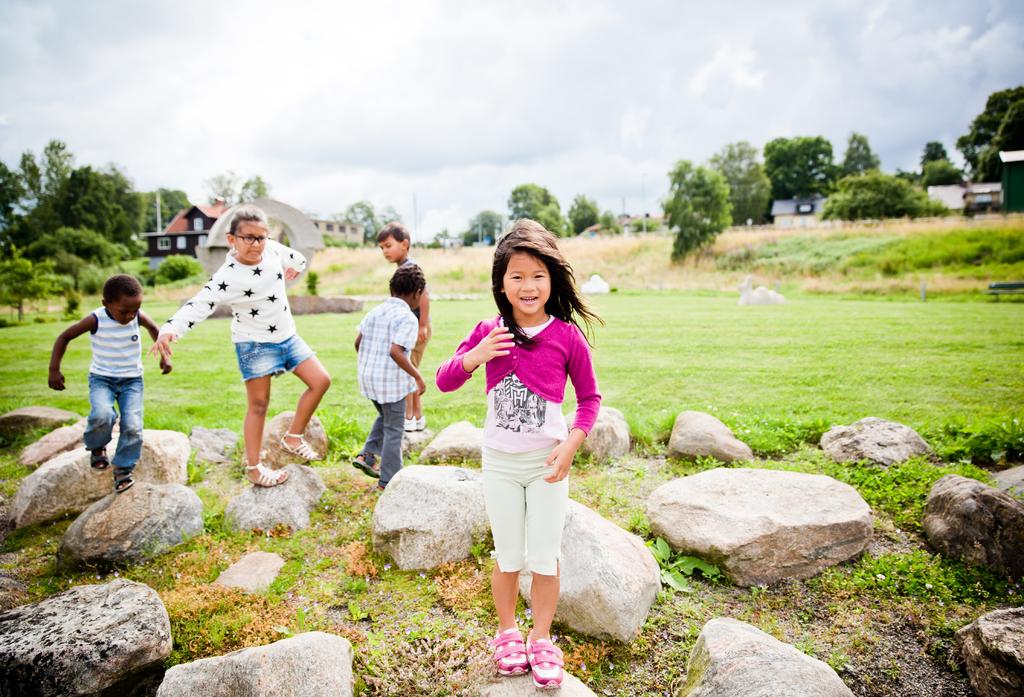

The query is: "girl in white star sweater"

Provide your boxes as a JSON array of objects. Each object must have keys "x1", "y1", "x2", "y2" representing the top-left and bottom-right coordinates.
[{"x1": 152, "y1": 205, "x2": 332, "y2": 487}]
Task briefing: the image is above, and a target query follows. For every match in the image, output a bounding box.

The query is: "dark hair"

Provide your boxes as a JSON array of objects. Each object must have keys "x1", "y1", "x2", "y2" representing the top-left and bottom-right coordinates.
[
  {"x1": 102, "y1": 274, "x2": 143, "y2": 302},
  {"x1": 492, "y1": 219, "x2": 602, "y2": 345},
  {"x1": 377, "y1": 221, "x2": 410, "y2": 244},
  {"x1": 390, "y1": 264, "x2": 426, "y2": 297},
  {"x1": 228, "y1": 204, "x2": 269, "y2": 235}
]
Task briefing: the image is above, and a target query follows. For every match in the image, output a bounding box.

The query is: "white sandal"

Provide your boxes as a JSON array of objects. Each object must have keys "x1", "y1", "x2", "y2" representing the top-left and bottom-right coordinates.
[
  {"x1": 280, "y1": 432, "x2": 320, "y2": 461},
  {"x1": 245, "y1": 462, "x2": 289, "y2": 487}
]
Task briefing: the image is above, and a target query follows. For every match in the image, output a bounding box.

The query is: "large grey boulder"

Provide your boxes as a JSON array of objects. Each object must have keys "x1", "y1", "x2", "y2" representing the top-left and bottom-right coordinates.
[
  {"x1": 667, "y1": 411, "x2": 753, "y2": 463},
  {"x1": 58, "y1": 483, "x2": 203, "y2": 568},
  {"x1": 994, "y1": 465, "x2": 1024, "y2": 498},
  {"x1": 0, "y1": 579, "x2": 171, "y2": 697},
  {"x1": 580, "y1": 406, "x2": 630, "y2": 463},
  {"x1": 0, "y1": 575, "x2": 27, "y2": 612},
  {"x1": 190, "y1": 427, "x2": 238, "y2": 465},
  {"x1": 520, "y1": 500, "x2": 660, "y2": 642},
  {"x1": 214, "y1": 551, "x2": 285, "y2": 593},
  {"x1": 11, "y1": 429, "x2": 191, "y2": 529},
  {"x1": 372, "y1": 466, "x2": 489, "y2": 569},
  {"x1": 480, "y1": 671, "x2": 597, "y2": 696},
  {"x1": 955, "y1": 607, "x2": 1024, "y2": 697},
  {"x1": 157, "y1": 631, "x2": 353, "y2": 697},
  {"x1": 224, "y1": 464, "x2": 326, "y2": 533},
  {"x1": 402, "y1": 428, "x2": 435, "y2": 456},
  {"x1": 18, "y1": 419, "x2": 86, "y2": 467},
  {"x1": 261, "y1": 412, "x2": 328, "y2": 469},
  {"x1": 820, "y1": 417, "x2": 931, "y2": 466},
  {"x1": 923, "y1": 474, "x2": 1024, "y2": 578},
  {"x1": 678, "y1": 618, "x2": 853, "y2": 696},
  {"x1": 0, "y1": 406, "x2": 79, "y2": 439},
  {"x1": 647, "y1": 468, "x2": 872, "y2": 586},
  {"x1": 419, "y1": 421, "x2": 483, "y2": 465}
]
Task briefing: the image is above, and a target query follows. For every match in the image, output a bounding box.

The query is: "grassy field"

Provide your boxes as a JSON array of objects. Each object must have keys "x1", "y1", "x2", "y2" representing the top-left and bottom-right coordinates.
[{"x1": 1, "y1": 293, "x2": 1023, "y2": 695}]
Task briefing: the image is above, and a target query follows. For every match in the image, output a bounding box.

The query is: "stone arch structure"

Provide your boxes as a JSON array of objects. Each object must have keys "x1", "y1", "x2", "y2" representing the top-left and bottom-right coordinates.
[{"x1": 196, "y1": 198, "x2": 324, "y2": 283}]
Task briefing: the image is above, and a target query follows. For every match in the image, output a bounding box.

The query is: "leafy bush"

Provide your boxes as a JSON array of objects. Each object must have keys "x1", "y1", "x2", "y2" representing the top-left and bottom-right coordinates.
[
  {"x1": 822, "y1": 171, "x2": 948, "y2": 220},
  {"x1": 647, "y1": 536, "x2": 722, "y2": 592},
  {"x1": 156, "y1": 255, "x2": 203, "y2": 283},
  {"x1": 306, "y1": 270, "x2": 319, "y2": 296},
  {"x1": 928, "y1": 416, "x2": 1024, "y2": 465}
]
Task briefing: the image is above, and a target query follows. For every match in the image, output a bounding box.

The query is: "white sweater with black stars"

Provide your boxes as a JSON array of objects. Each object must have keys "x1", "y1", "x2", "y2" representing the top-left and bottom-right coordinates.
[{"x1": 160, "y1": 239, "x2": 307, "y2": 344}]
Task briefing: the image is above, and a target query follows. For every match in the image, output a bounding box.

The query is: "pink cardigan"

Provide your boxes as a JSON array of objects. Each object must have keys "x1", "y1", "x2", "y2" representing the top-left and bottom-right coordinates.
[{"x1": 435, "y1": 316, "x2": 602, "y2": 434}]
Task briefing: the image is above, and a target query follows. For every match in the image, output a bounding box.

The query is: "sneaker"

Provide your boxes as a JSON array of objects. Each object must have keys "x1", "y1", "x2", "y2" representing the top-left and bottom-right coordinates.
[
  {"x1": 526, "y1": 635, "x2": 563, "y2": 689},
  {"x1": 489, "y1": 628, "x2": 529, "y2": 677},
  {"x1": 415, "y1": 416, "x2": 427, "y2": 431},
  {"x1": 403, "y1": 418, "x2": 418, "y2": 432}
]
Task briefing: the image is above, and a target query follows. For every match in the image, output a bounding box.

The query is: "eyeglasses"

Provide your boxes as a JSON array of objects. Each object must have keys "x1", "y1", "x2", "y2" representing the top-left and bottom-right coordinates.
[{"x1": 232, "y1": 235, "x2": 268, "y2": 246}]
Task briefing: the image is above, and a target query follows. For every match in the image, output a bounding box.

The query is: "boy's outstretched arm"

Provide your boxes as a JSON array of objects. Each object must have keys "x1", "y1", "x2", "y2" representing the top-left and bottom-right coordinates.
[
  {"x1": 48, "y1": 314, "x2": 97, "y2": 390},
  {"x1": 138, "y1": 310, "x2": 172, "y2": 374},
  {"x1": 389, "y1": 343, "x2": 426, "y2": 395}
]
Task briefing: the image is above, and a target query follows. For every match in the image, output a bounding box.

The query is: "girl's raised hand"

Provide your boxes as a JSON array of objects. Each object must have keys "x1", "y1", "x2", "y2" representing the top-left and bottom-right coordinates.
[
  {"x1": 150, "y1": 332, "x2": 176, "y2": 363},
  {"x1": 462, "y1": 326, "x2": 514, "y2": 373}
]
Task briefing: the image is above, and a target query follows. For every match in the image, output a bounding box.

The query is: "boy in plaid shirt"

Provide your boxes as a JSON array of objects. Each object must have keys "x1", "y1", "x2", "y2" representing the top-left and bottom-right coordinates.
[{"x1": 352, "y1": 264, "x2": 427, "y2": 488}]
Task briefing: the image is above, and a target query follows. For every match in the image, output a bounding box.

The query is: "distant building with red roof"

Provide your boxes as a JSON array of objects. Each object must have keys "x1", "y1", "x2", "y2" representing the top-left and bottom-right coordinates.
[{"x1": 141, "y1": 198, "x2": 230, "y2": 268}]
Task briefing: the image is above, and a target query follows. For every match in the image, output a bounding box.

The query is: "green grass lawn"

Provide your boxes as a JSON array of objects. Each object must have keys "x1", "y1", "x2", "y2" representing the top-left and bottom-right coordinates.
[
  {"x1": 4, "y1": 293, "x2": 1021, "y2": 456},
  {"x1": 1, "y1": 292, "x2": 1022, "y2": 696}
]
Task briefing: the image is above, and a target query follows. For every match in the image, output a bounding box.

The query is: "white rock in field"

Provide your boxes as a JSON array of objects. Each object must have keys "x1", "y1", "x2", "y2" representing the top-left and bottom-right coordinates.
[
  {"x1": 189, "y1": 427, "x2": 238, "y2": 465},
  {"x1": 993, "y1": 464, "x2": 1024, "y2": 498},
  {"x1": 0, "y1": 406, "x2": 79, "y2": 438},
  {"x1": 214, "y1": 551, "x2": 286, "y2": 593},
  {"x1": 224, "y1": 464, "x2": 326, "y2": 533},
  {"x1": 955, "y1": 607, "x2": 1024, "y2": 697},
  {"x1": 480, "y1": 671, "x2": 597, "y2": 696},
  {"x1": 580, "y1": 407, "x2": 630, "y2": 463},
  {"x1": 519, "y1": 499, "x2": 660, "y2": 642},
  {"x1": 647, "y1": 468, "x2": 872, "y2": 586},
  {"x1": 419, "y1": 421, "x2": 484, "y2": 465},
  {"x1": 156, "y1": 632, "x2": 353, "y2": 697},
  {"x1": 819, "y1": 417, "x2": 931, "y2": 466},
  {"x1": 667, "y1": 411, "x2": 753, "y2": 463},
  {"x1": 18, "y1": 419, "x2": 86, "y2": 467},
  {"x1": 58, "y1": 483, "x2": 204, "y2": 568},
  {"x1": 680, "y1": 618, "x2": 853, "y2": 696},
  {"x1": 402, "y1": 428, "x2": 435, "y2": 456},
  {"x1": 372, "y1": 466, "x2": 489, "y2": 569},
  {"x1": 0, "y1": 579, "x2": 171, "y2": 697},
  {"x1": 581, "y1": 274, "x2": 610, "y2": 294},
  {"x1": 261, "y1": 412, "x2": 329, "y2": 469},
  {"x1": 11, "y1": 429, "x2": 191, "y2": 529}
]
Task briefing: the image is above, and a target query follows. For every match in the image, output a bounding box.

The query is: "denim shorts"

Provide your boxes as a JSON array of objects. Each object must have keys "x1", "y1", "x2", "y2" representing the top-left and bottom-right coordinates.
[{"x1": 234, "y1": 334, "x2": 315, "y2": 381}]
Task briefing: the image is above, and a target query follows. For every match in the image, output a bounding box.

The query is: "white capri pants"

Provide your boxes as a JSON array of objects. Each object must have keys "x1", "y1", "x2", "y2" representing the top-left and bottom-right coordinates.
[{"x1": 482, "y1": 445, "x2": 569, "y2": 576}]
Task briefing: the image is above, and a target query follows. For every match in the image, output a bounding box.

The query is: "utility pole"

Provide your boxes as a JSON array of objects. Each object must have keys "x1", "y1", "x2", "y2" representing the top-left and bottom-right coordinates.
[{"x1": 641, "y1": 172, "x2": 647, "y2": 234}]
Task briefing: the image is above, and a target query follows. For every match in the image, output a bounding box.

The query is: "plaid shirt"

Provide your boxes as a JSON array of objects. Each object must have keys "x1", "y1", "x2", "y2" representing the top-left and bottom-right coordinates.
[{"x1": 357, "y1": 297, "x2": 419, "y2": 404}]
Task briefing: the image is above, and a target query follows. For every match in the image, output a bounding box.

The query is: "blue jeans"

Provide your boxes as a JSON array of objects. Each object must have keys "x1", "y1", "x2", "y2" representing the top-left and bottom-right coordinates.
[
  {"x1": 85, "y1": 374, "x2": 144, "y2": 474},
  {"x1": 361, "y1": 399, "x2": 405, "y2": 487}
]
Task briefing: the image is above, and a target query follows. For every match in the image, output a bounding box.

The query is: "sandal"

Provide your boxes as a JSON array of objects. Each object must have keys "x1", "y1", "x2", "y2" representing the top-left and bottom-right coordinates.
[
  {"x1": 526, "y1": 636, "x2": 564, "y2": 690},
  {"x1": 114, "y1": 472, "x2": 134, "y2": 494},
  {"x1": 245, "y1": 462, "x2": 289, "y2": 487},
  {"x1": 489, "y1": 628, "x2": 529, "y2": 677},
  {"x1": 352, "y1": 454, "x2": 380, "y2": 479},
  {"x1": 280, "y1": 432, "x2": 320, "y2": 461},
  {"x1": 90, "y1": 449, "x2": 110, "y2": 471}
]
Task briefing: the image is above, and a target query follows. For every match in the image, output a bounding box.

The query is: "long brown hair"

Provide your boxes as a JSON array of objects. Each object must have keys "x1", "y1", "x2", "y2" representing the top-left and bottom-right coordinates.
[{"x1": 491, "y1": 219, "x2": 603, "y2": 345}]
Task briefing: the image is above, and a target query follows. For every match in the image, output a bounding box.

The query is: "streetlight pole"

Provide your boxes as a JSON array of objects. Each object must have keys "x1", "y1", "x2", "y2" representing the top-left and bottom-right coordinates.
[{"x1": 641, "y1": 172, "x2": 647, "y2": 234}]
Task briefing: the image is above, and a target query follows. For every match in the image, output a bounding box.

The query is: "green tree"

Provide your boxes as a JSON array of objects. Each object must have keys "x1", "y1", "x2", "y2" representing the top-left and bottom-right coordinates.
[
  {"x1": 957, "y1": 85, "x2": 1024, "y2": 178},
  {"x1": 155, "y1": 255, "x2": 203, "y2": 284},
  {"x1": 822, "y1": 171, "x2": 947, "y2": 221},
  {"x1": 921, "y1": 141, "x2": 949, "y2": 167},
  {"x1": 50, "y1": 166, "x2": 141, "y2": 248},
  {"x1": 0, "y1": 161, "x2": 23, "y2": 237},
  {"x1": 841, "y1": 132, "x2": 881, "y2": 176},
  {"x1": 597, "y1": 210, "x2": 622, "y2": 234},
  {"x1": 921, "y1": 159, "x2": 963, "y2": 187},
  {"x1": 763, "y1": 136, "x2": 836, "y2": 200},
  {"x1": 465, "y1": 210, "x2": 503, "y2": 244},
  {"x1": 26, "y1": 226, "x2": 128, "y2": 290},
  {"x1": 507, "y1": 183, "x2": 565, "y2": 236},
  {"x1": 708, "y1": 141, "x2": 772, "y2": 225},
  {"x1": 974, "y1": 99, "x2": 1024, "y2": 181},
  {"x1": 567, "y1": 195, "x2": 600, "y2": 234},
  {"x1": 0, "y1": 248, "x2": 61, "y2": 321},
  {"x1": 239, "y1": 176, "x2": 271, "y2": 202},
  {"x1": 139, "y1": 188, "x2": 190, "y2": 232},
  {"x1": 204, "y1": 171, "x2": 241, "y2": 204},
  {"x1": 343, "y1": 201, "x2": 381, "y2": 243},
  {"x1": 663, "y1": 160, "x2": 732, "y2": 261}
]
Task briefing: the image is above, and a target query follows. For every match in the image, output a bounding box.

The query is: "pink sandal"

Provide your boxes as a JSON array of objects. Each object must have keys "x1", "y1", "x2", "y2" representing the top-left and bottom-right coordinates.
[
  {"x1": 489, "y1": 628, "x2": 529, "y2": 677},
  {"x1": 526, "y1": 636, "x2": 564, "y2": 690}
]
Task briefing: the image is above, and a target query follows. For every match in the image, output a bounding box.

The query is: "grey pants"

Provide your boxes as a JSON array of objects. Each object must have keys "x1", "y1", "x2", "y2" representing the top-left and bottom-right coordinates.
[{"x1": 361, "y1": 398, "x2": 406, "y2": 486}]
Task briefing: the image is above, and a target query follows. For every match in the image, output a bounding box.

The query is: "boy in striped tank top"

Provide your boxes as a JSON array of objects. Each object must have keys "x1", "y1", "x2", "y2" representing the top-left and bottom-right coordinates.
[{"x1": 48, "y1": 275, "x2": 171, "y2": 493}]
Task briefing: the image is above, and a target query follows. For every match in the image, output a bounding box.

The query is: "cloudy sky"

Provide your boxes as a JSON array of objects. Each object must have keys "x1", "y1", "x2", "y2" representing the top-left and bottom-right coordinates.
[{"x1": 2, "y1": 0, "x2": 1022, "y2": 240}]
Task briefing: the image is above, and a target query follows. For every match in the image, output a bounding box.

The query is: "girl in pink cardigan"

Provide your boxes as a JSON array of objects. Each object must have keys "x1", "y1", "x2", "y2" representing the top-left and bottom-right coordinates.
[{"x1": 436, "y1": 219, "x2": 601, "y2": 689}]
